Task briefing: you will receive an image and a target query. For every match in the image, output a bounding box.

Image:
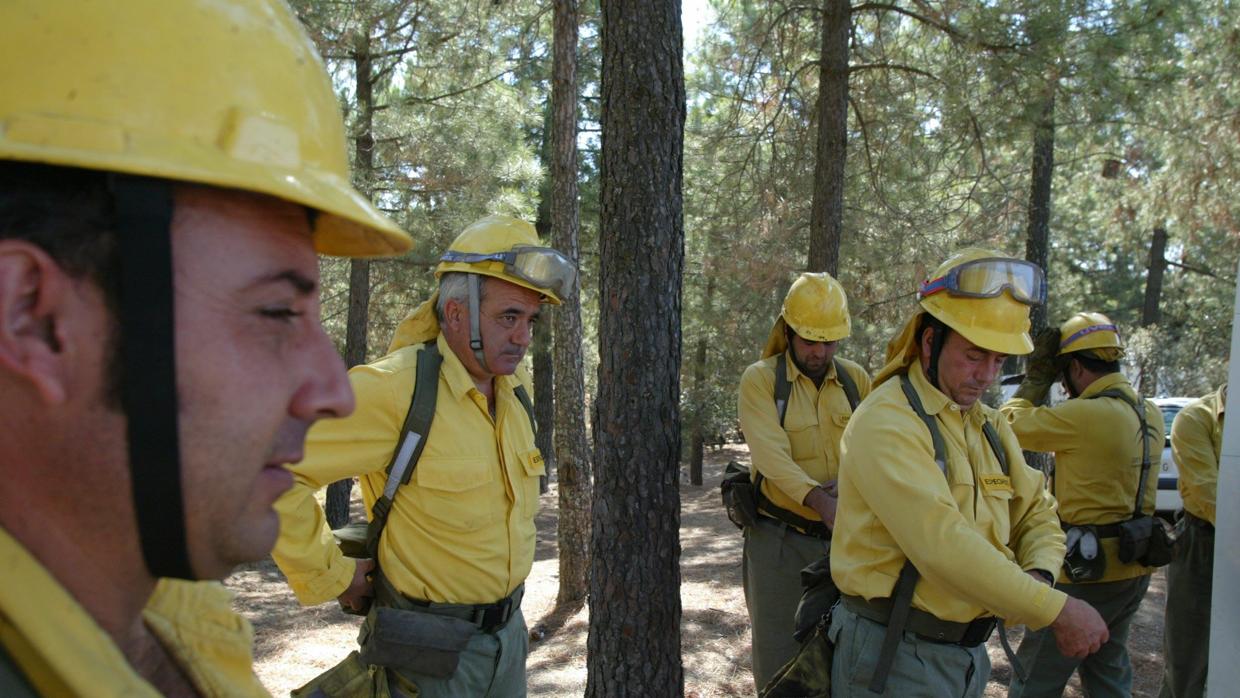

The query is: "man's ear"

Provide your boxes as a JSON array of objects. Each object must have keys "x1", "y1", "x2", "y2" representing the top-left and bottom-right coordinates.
[
  {"x1": 441, "y1": 297, "x2": 465, "y2": 333},
  {"x1": 0, "y1": 241, "x2": 72, "y2": 404}
]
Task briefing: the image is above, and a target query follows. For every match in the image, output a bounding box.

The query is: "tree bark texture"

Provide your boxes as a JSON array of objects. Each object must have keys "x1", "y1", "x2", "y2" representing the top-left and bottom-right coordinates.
[
  {"x1": 588, "y1": 0, "x2": 685, "y2": 693},
  {"x1": 328, "y1": 31, "x2": 378, "y2": 529},
  {"x1": 1140, "y1": 226, "x2": 1168, "y2": 395},
  {"x1": 807, "y1": 0, "x2": 850, "y2": 276},
  {"x1": 534, "y1": 74, "x2": 559, "y2": 496},
  {"x1": 1021, "y1": 86, "x2": 1056, "y2": 477},
  {"x1": 550, "y1": 0, "x2": 592, "y2": 607},
  {"x1": 688, "y1": 274, "x2": 716, "y2": 487},
  {"x1": 1024, "y1": 89, "x2": 1055, "y2": 338},
  {"x1": 533, "y1": 324, "x2": 555, "y2": 494}
]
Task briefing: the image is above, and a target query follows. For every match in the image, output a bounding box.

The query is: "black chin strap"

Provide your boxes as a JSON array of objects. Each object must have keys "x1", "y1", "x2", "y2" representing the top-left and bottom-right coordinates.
[{"x1": 113, "y1": 176, "x2": 194, "y2": 580}]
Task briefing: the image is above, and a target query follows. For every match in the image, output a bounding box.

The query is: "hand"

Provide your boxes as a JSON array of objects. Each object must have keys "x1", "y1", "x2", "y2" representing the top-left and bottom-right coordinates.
[
  {"x1": 1014, "y1": 328, "x2": 1062, "y2": 403},
  {"x1": 803, "y1": 485, "x2": 838, "y2": 529},
  {"x1": 1049, "y1": 596, "x2": 1109, "y2": 658},
  {"x1": 338, "y1": 558, "x2": 376, "y2": 614}
]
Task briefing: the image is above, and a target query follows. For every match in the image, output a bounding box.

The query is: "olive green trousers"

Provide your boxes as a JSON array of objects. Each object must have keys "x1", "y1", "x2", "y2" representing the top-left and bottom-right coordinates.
[
  {"x1": 827, "y1": 604, "x2": 989, "y2": 698},
  {"x1": 743, "y1": 515, "x2": 831, "y2": 693},
  {"x1": 1008, "y1": 575, "x2": 1150, "y2": 698},
  {"x1": 1159, "y1": 517, "x2": 1214, "y2": 698}
]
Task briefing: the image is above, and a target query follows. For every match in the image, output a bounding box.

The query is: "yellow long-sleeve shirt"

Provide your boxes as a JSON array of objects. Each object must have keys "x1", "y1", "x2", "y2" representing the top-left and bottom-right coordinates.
[
  {"x1": 831, "y1": 361, "x2": 1068, "y2": 629},
  {"x1": 0, "y1": 527, "x2": 266, "y2": 697},
  {"x1": 1172, "y1": 385, "x2": 1225, "y2": 525},
  {"x1": 737, "y1": 353, "x2": 871, "y2": 521},
  {"x1": 1001, "y1": 373, "x2": 1163, "y2": 583},
  {"x1": 272, "y1": 333, "x2": 544, "y2": 607}
]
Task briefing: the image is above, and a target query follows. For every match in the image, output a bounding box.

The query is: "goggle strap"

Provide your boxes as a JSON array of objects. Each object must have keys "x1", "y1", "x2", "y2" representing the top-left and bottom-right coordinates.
[{"x1": 1060, "y1": 324, "x2": 1119, "y2": 350}]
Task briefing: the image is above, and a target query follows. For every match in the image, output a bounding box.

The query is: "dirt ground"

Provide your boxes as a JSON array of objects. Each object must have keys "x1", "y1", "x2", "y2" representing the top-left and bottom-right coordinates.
[{"x1": 226, "y1": 444, "x2": 1170, "y2": 697}]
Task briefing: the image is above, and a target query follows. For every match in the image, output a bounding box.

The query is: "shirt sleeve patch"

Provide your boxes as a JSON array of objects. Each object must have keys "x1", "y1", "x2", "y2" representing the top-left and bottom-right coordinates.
[{"x1": 980, "y1": 475, "x2": 1013, "y2": 494}]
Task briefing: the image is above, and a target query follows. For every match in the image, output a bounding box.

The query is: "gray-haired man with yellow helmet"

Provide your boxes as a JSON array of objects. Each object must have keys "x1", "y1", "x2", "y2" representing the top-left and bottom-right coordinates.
[
  {"x1": 0, "y1": 1, "x2": 413, "y2": 695},
  {"x1": 737, "y1": 271, "x2": 872, "y2": 690},
  {"x1": 829, "y1": 250, "x2": 1108, "y2": 697},
  {"x1": 1001, "y1": 312, "x2": 1164, "y2": 698},
  {"x1": 273, "y1": 215, "x2": 574, "y2": 696}
]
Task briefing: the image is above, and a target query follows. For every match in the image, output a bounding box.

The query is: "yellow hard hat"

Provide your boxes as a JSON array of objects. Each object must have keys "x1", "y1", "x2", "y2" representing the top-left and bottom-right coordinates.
[
  {"x1": 917, "y1": 248, "x2": 1044, "y2": 355},
  {"x1": 436, "y1": 215, "x2": 574, "y2": 305},
  {"x1": 0, "y1": 0, "x2": 411, "y2": 258},
  {"x1": 1059, "y1": 312, "x2": 1124, "y2": 361},
  {"x1": 782, "y1": 272, "x2": 852, "y2": 342}
]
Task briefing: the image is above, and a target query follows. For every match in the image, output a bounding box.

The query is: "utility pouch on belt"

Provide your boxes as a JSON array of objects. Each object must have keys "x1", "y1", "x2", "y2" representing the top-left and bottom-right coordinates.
[
  {"x1": 1117, "y1": 515, "x2": 1175, "y2": 567},
  {"x1": 289, "y1": 651, "x2": 396, "y2": 698},
  {"x1": 721, "y1": 460, "x2": 760, "y2": 529},
  {"x1": 792, "y1": 555, "x2": 839, "y2": 644},
  {"x1": 1063, "y1": 525, "x2": 1106, "y2": 583},
  {"x1": 358, "y1": 606, "x2": 475, "y2": 680}
]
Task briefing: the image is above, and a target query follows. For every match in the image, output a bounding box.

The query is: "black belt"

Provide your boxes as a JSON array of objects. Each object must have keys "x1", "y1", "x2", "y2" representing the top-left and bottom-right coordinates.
[
  {"x1": 756, "y1": 509, "x2": 831, "y2": 540},
  {"x1": 842, "y1": 595, "x2": 997, "y2": 647},
  {"x1": 1061, "y1": 520, "x2": 1124, "y2": 538},
  {"x1": 406, "y1": 585, "x2": 524, "y2": 634},
  {"x1": 1185, "y1": 511, "x2": 1215, "y2": 532}
]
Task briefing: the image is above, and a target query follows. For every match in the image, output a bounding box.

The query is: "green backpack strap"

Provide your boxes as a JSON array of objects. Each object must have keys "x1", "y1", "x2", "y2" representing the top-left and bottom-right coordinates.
[
  {"x1": 513, "y1": 384, "x2": 537, "y2": 438},
  {"x1": 1087, "y1": 388, "x2": 1156, "y2": 517},
  {"x1": 0, "y1": 647, "x2": 39, "y2": 698},
  {"x1": 363, "y1": 342, "x2": 443, "y2": 560},
  {"x1": 832, "y1": 358, "x2": 861, "y2": 412}
]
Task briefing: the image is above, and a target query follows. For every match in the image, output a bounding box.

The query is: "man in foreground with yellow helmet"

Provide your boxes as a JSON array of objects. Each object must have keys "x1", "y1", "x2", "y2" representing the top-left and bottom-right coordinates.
[
  {"x1": 736, "y1": 272, "x2": 871, "y2": 690},
  {"x1": 1160, "y1": 383, "x2": 1225, "y2": 698},
  {"x1": 0, "y1": 1, "x2": 412, "y2": 695},
  {"x1": 1001, "y1": 313, "x2": 1164, "y2": 698},
  {"x1": 829, "y1": 250, "x2": 1108, "y2": 697},
  {"x1": 272, "y1": 215, "x2": 574, "y2": 696}
]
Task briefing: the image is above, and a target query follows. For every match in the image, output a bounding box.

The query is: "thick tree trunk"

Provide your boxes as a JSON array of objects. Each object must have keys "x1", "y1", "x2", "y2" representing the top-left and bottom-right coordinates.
[
  {"x1": 328, "y1": 32, "x2": 378, "y2": 529},
  {"x1": 1140, "y1": 226, "x2": 1168, "y2": 395},
  {"x1": 688, "y1": 274, "x2": 716, "y2": 486},
  {"x1": 588, "y1": 0, "x2": 685, "y2": 692},
  {"x1": 807, "y1": 0, "x2": 850, "y2": 275},
  {"x1": 550, "y1": 0, "x2": 591, "y2": 607}
]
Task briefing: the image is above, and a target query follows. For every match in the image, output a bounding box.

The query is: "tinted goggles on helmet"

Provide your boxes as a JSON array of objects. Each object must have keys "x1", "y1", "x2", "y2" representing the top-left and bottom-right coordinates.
[
  {"x1": 440, "y1": 245, "x2": 577, "y2": 300},
  {"x1": 919, "y1": 257, "x2": 1046, "y2": 305},
  {"x1": 1060, "y1": 323, "x2": 1120, "y2": 350}
]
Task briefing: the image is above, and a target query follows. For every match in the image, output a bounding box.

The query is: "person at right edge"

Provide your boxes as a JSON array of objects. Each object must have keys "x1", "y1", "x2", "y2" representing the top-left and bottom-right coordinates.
[
  {"x1": 830, "y1": 249, "x2": 1109, "y2": 698},
  {"x1": 1001, "y1": 312, "x2": 1164, "y2": 698},
  {"x1": 1159, "y1": 384, "x2": 1224, "y2": 698}
]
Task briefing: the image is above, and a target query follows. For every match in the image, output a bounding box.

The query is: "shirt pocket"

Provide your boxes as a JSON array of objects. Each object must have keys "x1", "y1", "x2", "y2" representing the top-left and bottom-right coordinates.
[
  {"x1": 518, "y1": 449, "x2": 546, "y2": 519},
  {"x1": 979, "y1": 478, "x2": 1014, "y2": 545},
  {"x1": 783, "y1": 421, "x2": 823, "y2": 463},
  {"x1": 414, "y1": 456, "x2": 498, "y2": 532}
]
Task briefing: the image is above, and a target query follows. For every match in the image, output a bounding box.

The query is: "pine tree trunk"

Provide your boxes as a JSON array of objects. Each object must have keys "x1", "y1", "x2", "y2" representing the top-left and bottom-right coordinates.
[
  {"x1": 328, "y1": 30, "x2": 377, "y2": 529},
  {"x1": 807, "y1": 0, "x2": 850, "y2": 275},
  {"x1": 550, "y1": 0, "x2": 591, "y2": 607},
  {"x1": 588, "y1": 0, "x2": 685, "y2": 692},
  {"x1": 688, "y1": 274, "x2": 715, "y2": 487},
  {"x1": 533, "y1": 324, "x2": 556, "y2": 495},
  {"x1": 1022, "y1": 86, "x2": 1055, "y2": 477},
  {"x1": 1140, "y1": 226, "x2": 1168, "y2": 396},
  {"x1": 1025, "y1": 90, "x2": 1055, "y2": 338}
]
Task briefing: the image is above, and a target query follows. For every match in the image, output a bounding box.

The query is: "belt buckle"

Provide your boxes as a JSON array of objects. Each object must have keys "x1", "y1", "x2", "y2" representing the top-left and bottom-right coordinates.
[{"x1": 478, "y1": 595, "x2": 514, "y2": 633}]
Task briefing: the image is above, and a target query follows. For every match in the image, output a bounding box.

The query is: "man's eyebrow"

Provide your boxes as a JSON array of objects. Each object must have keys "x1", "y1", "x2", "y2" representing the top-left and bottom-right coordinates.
[{"x1": 251, "y1": 270, "x2": 318, "y2": 295}]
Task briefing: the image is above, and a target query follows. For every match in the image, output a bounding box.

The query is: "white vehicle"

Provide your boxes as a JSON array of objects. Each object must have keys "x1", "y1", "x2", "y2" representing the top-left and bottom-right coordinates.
[{"x1": 1153, "y1": 397, "x2": 1193, "y2": 516}]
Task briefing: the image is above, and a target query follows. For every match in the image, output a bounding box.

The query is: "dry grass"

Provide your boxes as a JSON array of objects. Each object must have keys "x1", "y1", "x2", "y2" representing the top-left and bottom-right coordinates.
[{"x1": 226, "y1": 445, "x2": 1169, "y2": 697}]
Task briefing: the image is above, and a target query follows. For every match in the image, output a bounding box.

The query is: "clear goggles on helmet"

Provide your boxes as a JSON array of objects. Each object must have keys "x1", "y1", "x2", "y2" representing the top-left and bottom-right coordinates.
[
  {"x1": 440, "y1": 245, "x2": 577, "y2": 300},
  {"x1": 919, "y1": 257, "x2": 1046, "y2": 306}
]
